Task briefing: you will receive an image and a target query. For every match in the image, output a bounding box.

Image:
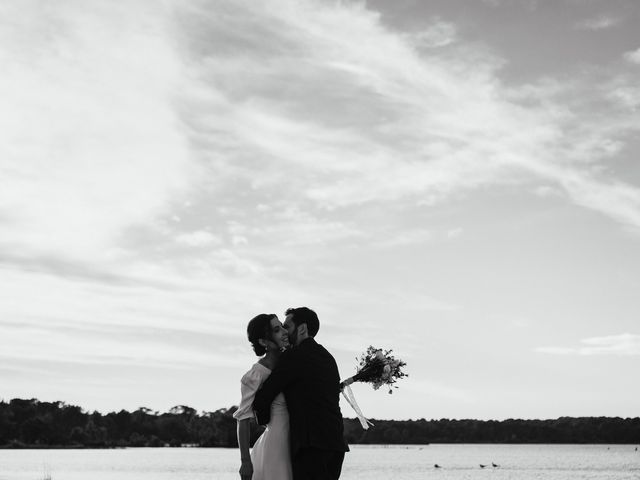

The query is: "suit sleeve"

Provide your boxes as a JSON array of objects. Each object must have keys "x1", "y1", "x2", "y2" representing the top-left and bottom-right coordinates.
[{"x1": 252, "y1": 350, "x2": 300, "y2": 425}]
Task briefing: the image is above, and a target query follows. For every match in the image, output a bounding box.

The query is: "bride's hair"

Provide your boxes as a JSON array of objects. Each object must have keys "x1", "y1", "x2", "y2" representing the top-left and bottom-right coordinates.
[{"x1": 247, "y1": 313, "x2": 276, "y2": 356}]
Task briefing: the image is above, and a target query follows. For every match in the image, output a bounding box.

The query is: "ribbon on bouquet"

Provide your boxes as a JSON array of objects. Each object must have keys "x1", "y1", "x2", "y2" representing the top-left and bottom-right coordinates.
[{"x1": 340, "y1": 377, "x2": 374, "y2": 430}]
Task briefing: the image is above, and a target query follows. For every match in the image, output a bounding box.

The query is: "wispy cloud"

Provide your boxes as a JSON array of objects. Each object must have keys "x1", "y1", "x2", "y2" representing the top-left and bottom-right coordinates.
[
  {"x1": 0, "y1": 317, "x2": 244, "y2": 370},
  {"x1": 4, "y1": 0, "x2": 639, "y2": 286},
  {"x1": 536, "y1": 333, "x2": 640, "y2": 356},
  {"x1": 575, "y1": 15, "x2": 621, "y2": 31},
  {"x1": 172, "y1": 0, "x2": 640, "y2": 235},
  {"x1": 406, "y1": 20, "x2": 457, "y2": 49}
]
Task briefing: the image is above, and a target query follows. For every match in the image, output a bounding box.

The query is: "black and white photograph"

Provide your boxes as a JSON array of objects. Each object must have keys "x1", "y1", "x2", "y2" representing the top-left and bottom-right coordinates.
[{"x1": 1, "y1": 0, "x2": 639, "y2": 478}]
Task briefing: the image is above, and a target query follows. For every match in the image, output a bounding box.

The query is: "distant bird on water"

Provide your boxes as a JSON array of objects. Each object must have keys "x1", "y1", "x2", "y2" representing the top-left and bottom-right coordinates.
[
  {"x1": 434, "y1": 464, "x2": 441, "y2": 468},
  {"x1": 479, "y1": 464, "x2": 487, "y2": 468},
  {"x1": 492, "y1": 462, "x2": 500, "y2": 468}
]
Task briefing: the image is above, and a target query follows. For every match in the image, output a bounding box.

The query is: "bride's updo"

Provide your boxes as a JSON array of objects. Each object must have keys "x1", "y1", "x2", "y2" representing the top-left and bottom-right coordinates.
[{"x1": 247, "y1": 313, "x2": 276, "y2": 356}]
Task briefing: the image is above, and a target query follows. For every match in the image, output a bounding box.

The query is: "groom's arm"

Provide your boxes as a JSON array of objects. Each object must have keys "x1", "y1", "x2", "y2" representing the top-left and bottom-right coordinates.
[{"x1": 253, "y1": 350, "x2": 300, "y2": 425}]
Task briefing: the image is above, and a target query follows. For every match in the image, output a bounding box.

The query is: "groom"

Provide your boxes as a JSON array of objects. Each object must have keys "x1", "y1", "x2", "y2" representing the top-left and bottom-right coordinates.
[{"x1": 253, "y1": 307, "x2": 349, "y2": 480}]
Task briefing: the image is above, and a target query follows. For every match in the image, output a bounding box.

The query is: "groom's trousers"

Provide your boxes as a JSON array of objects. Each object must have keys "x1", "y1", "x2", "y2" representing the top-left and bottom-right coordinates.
[{"x1": 292, "y1": 448, "x2": 345, "y2": 480}]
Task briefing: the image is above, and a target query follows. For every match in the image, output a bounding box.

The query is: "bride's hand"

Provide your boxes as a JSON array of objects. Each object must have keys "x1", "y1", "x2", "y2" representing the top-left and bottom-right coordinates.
[{"x1": 239, "y1": 459, "x2": 253, "y2": 480}]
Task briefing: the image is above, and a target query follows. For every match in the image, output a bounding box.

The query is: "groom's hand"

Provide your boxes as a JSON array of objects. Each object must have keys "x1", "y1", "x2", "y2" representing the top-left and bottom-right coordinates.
[{"x1": 239, "y1": 459, "x2": 253, "y2": 480}]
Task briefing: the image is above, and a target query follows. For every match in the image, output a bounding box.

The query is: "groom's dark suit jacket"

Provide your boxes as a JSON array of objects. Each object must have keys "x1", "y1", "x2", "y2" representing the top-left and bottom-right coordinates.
[{"x1": 253, "y1": 337, "x2": 349, "y2": 457}]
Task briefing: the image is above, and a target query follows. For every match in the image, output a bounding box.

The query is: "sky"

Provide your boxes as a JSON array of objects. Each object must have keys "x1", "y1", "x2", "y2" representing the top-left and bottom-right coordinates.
[{"x1": 1, "y1": 0, "x2": 639, "y2": 421}]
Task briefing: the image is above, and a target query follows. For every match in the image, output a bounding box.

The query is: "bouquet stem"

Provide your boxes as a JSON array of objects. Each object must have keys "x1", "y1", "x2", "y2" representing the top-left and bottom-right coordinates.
[
  {"x1": 340, "y1": 382, "x2": 373, "y2": 430},
  {"x1": 340, "y1": 377, "x2": 355, "y2": 388}
]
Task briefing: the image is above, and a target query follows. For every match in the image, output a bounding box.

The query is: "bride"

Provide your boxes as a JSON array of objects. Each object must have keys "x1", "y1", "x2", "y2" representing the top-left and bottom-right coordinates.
[{"x1": 233, "y1": 313, "x2": 293, "y2": 480}]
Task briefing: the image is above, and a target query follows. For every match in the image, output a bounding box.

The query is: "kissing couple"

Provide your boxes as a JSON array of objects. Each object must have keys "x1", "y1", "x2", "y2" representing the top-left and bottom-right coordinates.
[{"x1": 233, "y1": 307, "x2": 349, "y2": 480}]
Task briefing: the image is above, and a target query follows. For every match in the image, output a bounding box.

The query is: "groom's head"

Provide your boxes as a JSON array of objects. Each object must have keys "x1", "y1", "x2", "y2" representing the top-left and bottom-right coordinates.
[{"x1": 284, "y1": 307, "x2": 319, "y2": 346}]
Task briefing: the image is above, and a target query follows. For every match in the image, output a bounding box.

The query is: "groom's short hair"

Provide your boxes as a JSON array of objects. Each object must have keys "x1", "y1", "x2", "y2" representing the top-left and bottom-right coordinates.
[{"x1": 285, "y1": 307, "x2": 319, "y2": 337}]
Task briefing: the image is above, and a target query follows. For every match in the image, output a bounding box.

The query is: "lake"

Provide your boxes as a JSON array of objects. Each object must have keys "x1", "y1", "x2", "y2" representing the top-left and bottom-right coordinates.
[{"x1": 1, "y1": 444, "x2": 639, "y2": 480}]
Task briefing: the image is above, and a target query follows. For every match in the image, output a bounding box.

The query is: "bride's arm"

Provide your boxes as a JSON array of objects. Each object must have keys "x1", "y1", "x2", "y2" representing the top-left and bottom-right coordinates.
[
  {"x1": 233, "y1": 369, "x2": 260, "y2": 480},
  {"x1": 237, "y1": 419, "x2": 253, "y2": 480}
]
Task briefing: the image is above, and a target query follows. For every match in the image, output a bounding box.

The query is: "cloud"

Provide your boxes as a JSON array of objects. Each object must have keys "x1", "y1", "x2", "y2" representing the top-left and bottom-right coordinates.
[
  {"x1": 171, "y1": 0, "x2": 640, "y2": 235},
  {"x1": 0, "y1": 317, "x2": 244, "y2": 369},
  {"x1": 608, "y1": 85, "x2": 640, "y2": 109},
  {"x1": 0, "y1": 263, "x2": 301, "y2": 352},
  {"x1": 0, "y1": 250, "x2": 138, "y2": 286},
  {"x1": 536, "y1": 333, "x2": 640, "y2": 356},
  {"x1": 174, "y1": 0, "x2": 515, "y2": 211},
  {"x1": 0, "y1": 0, "x2": 195, "y2": 261},
  {"x1": 623, "y1": 47, "x2": 640, "y2": 65},
  {"x1": 575, "y1": 15, "x2": 621, "y2": 31},
  {"x1": 407, "y1": 20, "x2": 457, "y2": 48},
  {"x1": 176, "y1": 231, "x2": 222, "y2": 247},
  {"x1": 521, "y1": 161, "x2": 640, "y2": 230},
  {"x1": 533, "y1": 185, "x2": 562, "y2": 197},
  {"x1": 4, "y1": 0, "x2": 639, "y2": 280}
]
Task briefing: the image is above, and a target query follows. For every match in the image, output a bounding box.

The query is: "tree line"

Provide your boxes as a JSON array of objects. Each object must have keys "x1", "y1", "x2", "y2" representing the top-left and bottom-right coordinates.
[{"x1": 1, "y1": 398, "x2": 638, "y2": 448}]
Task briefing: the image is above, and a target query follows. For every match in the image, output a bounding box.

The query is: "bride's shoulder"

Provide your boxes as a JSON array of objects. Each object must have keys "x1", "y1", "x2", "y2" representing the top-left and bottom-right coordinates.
[{"x1": 240, "y1": 362, "x2": 269, "y2": 386}]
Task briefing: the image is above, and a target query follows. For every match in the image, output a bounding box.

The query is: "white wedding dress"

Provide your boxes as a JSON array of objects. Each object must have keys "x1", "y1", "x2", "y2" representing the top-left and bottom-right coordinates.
[{"x1": 233, "y1": 362, "x2": 293, "y2": 480}]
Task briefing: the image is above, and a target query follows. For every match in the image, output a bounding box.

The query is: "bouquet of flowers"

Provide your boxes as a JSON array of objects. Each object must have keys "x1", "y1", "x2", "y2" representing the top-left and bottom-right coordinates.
[
  {"x1": 342, "y1": 346, "x2": 408, "y2": 394},
  {"x1": 340, "y1": 346, "x2": 407, "y2": 429}
]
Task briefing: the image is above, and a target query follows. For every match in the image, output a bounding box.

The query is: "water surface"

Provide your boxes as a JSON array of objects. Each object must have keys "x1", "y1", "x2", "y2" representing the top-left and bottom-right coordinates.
[{"x1": 1, "y1": 444, "x2": 638, "y2": 480}]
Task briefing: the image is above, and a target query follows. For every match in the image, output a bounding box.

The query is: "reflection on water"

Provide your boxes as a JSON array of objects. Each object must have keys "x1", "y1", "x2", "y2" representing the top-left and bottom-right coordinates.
[{"x1": 1, "y1": 444, "x2": 639, "y2": 480}]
